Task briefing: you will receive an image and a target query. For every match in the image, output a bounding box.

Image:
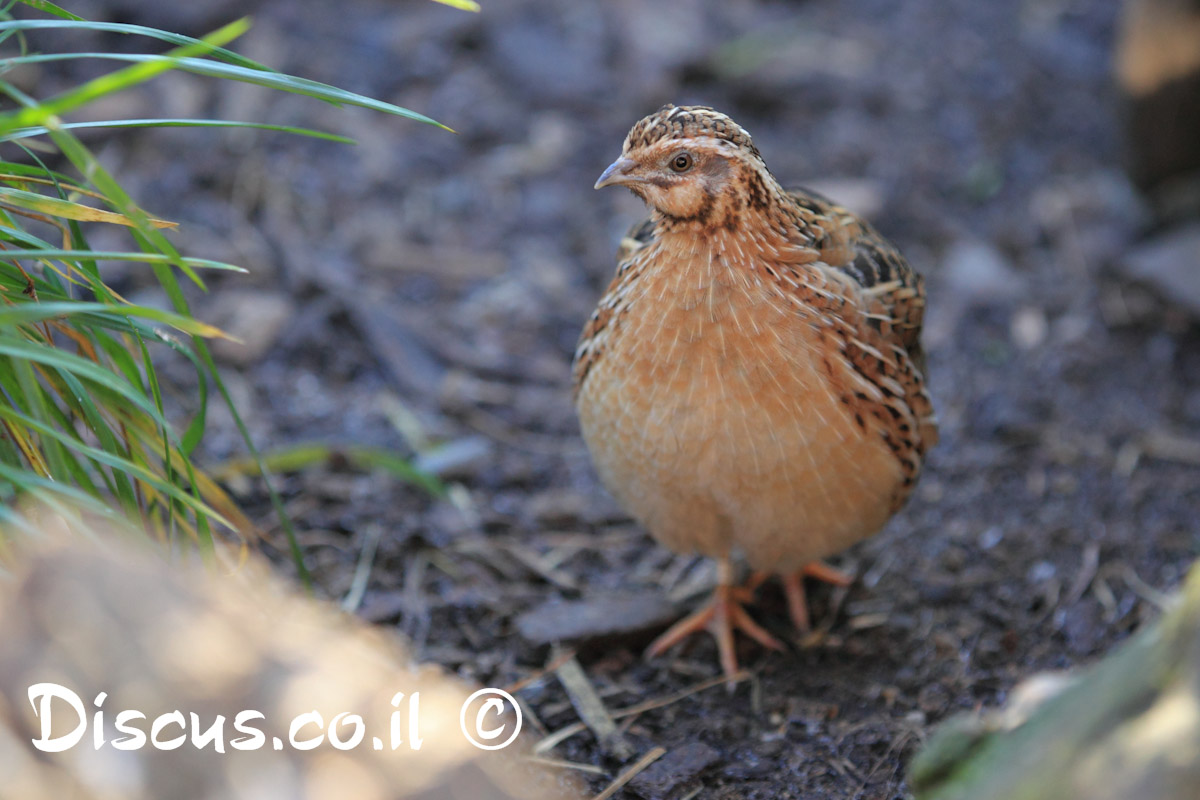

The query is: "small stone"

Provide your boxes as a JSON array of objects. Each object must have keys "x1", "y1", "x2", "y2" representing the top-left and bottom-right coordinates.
[
  {"x1": 1010, "y1": 306, "x2": 1048, "y2": 350},
  {"x1": 207, "y1": 290, "x2": 294, "y2": 366},
  {"x1": 1028, "y1": 561, "x2": 1057, "y2": 583},
  {"x1": 978, "y1": 526, "x2": 1004, "y2": 550}
]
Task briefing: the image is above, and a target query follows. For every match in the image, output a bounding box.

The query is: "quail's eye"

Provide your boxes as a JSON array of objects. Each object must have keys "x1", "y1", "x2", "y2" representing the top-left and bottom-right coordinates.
[{"x1": 669, "y1": 152, "x2": 694, "y2": 173}]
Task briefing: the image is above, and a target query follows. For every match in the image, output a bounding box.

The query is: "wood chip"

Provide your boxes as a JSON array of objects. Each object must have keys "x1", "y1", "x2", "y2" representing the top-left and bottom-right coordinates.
[
  {"x1": 847, "y1": 612, "x2": 890, "y2": 630},
  {"x1": 515, "y1": 590, "x2": 681, "y2": 645},
  {"x1": 629, "y1": 741, "x2": 720, "y2": 798}
]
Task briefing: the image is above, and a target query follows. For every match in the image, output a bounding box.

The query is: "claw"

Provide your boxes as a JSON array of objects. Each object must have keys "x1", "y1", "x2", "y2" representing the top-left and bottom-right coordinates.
[
  {"x1": 752, "y1": 562, "x2": 855, "y2": 633},
  {"x1": 647, "y1": 560, "x2": 855, "y2": 678},
  {"x1": 646, "y1": 561, "x2": 781, "y2": 681}
]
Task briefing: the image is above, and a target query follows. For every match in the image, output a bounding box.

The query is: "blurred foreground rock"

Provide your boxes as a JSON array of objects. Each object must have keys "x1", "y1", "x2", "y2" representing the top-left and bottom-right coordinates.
[
  {"x1": 910, "y1": 561, "x2": 1200, "y2": 800},
  {"x1": 0, "y1": 526, "x2": 581, "y2": 800}
]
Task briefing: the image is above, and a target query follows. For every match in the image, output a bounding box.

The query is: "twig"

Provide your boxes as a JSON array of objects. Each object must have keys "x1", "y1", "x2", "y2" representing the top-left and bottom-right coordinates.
[
  {"x1": 341, "y1": 523, "x2": 384, "y2": 612},
  {"x1": 556, "y1": 653, "x2": 633, "y2": 759},
  {"x1": 611, "y1": 669, "x2": 751, "y2": 721},
  {"x1": 1141, "y1": 430, "x2": 1200, "y2": 466},
  {"x1": 1119, "y1": 564, "x2": 1174, "y2": 611},
  {"x1": 591, "y1": 747, "x2": 666, "y2": 800},
  {"x1": 506, "y1": 542, "x2": 581, "y2": 591},
  {"x1": 1062, "y1": 543, "x2": 1100, "y2": 609},
  {"x1": 535, "y1": 720, "x2": 588, "y2": 754},
  {"x1": 400, "y1": 552, "x2": 431, "y2": 648},
  {"x1": 523, "y1": 755, "x2": 608, "y2": 775},
  {"x1": 504, "y1": 648, "x2": 578, "y2": 695}
]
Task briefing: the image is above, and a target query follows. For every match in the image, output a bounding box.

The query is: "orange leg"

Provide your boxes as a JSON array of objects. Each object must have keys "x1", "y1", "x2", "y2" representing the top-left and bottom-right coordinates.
[
  {"x1": 752, "y1": 562, "x2": 854, "y2": 633},
  {"x1": 646, "y1": 559, "x2": 782, "y2": 679}
]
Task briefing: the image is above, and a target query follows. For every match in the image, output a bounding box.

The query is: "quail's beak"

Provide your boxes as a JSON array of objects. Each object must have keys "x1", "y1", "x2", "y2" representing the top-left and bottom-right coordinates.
[{"x1": 594, "y1": 156, "x2": 639, "y2": 190}]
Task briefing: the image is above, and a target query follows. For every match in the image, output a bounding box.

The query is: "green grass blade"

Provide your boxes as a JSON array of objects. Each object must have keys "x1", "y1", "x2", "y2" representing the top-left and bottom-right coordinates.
[
  {"x1": 347, "y1": 446, "x2": 446, "y2": 496},
  {"x1": 0, "y1": 336, "x2": 179, "y2": 436},
  {"x1": 7, "y1": 353, "x2": 72, "y2": 480},
  {"x1": 0, "y1": 249, "x2": 247, "y2": 272},
  {"x1": 191, "y1": 335, "x2": 313, "y2": 587},
  {"x1": 3, "y1": 118, "x2": 355, "y2": 144},
  {"x1": 91, "y1": 328, "x2": 148, "y2": 397},
  {"x1": 0, "y1": 159, "x2": 78, "y2": 184},
  {"x1": 132, "y1": 328, "x2": 178, "y2": 541},
  {"x1": 50, "y1": 128, "x2": 206, "y2": 288},
  {"x1": 51, "y1": 367, "x2": 141, "y2": 511},
  {"x1": 0, "y1": 223, "x2": 61, "y2": 249},
  {"x1": 10, "y1": 1, "x2": 83, "y2": 21},
  {"x1": 0, "y1": 460, "x2": 126, "y2": 525},
  {"x1": 0, "y1": 19, "x2": 251, "y2": 131},
  {"x1": 0, "y1": 19, "x2": 273, "y2": 70},
  {"x1": 0, "y1": 405, "x2": 234, "y2": 529},
  {"x1": 0, "y1": 300, "x2": 232, "y2": 339},
  {"x1": 0, "y1": 5, "x2": 458, "y2": 569},
  {"x1": 214, "y1": 442, "x2": 445, "y2": 496},
  {"x1": 0, "y1": 53, "x2": 451, "y2": 130}
]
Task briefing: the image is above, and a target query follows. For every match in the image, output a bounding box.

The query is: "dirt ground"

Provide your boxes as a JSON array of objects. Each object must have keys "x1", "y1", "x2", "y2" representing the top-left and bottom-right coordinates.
[{"x1": 25, "y1": 0, "x2": 1200, "y2": 797}]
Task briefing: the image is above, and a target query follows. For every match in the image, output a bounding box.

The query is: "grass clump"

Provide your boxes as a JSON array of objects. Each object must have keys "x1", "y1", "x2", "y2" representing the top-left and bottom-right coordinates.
[{"x1": 0, "y1": 1, "x2": 454, "y2": 580}]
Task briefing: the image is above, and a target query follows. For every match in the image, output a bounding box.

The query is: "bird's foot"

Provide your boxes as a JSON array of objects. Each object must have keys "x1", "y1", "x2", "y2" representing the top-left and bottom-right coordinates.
[
  {"x1": 646, "y1": 581, "x2": 782, "y2": 681},
  {"x1": 750, "y1": 562, "x2": 854, "y2": 633}
]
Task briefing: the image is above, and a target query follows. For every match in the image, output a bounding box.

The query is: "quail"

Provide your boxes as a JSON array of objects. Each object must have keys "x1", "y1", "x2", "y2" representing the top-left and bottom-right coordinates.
[{"x1": 573, "y1": 105, "x2": 938, "y2": 678}]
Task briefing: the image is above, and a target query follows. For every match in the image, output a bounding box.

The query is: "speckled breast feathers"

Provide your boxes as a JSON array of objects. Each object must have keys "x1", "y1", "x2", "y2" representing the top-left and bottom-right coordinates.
[{"x1": 574, "y1": 105, "x2": 936, "y2": 566}]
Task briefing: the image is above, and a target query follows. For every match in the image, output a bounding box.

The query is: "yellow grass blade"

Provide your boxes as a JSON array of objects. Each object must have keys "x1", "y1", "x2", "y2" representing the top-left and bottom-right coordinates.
[{"x1": 0, "y1": 186, "x2": 177, "y2": 228}]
